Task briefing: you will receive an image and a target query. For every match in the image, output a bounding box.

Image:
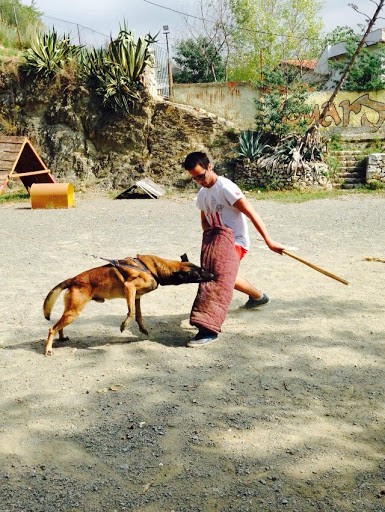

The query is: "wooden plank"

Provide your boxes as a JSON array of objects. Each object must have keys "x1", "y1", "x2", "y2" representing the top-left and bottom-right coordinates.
[
  {"x1": 0, "y1": 175, "x2": 10, "y2": 195},
  {"x1": 0, "y1": 152, "x2": 19, "y2": 162},
  {"x1": 0, "y1": 161, "x2": 14, "y2": 171},
  {"x1": 0, "y1": 136, "x2": 26, "y2": 144},
  {"x1": 0, "y1": 143, "x2": 23, "y2": 153},
  {"x1": 10, "y1": 169, "x2": 51, "y2": 178}
]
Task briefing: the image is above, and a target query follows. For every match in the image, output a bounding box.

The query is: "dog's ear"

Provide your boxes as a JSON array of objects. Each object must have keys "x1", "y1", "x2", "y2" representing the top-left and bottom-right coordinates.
[{"x1": 180, "y1": 253, "x2": 189, "y2": 262}]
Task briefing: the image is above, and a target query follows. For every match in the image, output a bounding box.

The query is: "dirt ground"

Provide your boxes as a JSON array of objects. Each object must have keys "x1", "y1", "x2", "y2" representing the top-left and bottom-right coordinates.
[{"x1": 0, "y1": 191, "x2": 384, "y2": 512}]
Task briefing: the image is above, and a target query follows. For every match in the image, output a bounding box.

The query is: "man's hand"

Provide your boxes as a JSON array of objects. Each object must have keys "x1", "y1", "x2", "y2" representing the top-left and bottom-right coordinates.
[{"x1": 266, "y1": 240, "x2": 285, "y2": 254}]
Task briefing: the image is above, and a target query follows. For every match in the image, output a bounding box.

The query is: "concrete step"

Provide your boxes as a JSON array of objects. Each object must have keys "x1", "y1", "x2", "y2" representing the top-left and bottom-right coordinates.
[
  {"x1": 330, "y1": 150, "x2": 364, "y2": 155},
  {"x1": 340, "y1": 171, "x2": 365, "y2": 179},
  {"x1": 341, "y1": 177, "x2": 364, "y2": 184},
  {"x1": 338, "y1": 183, "x2": 363, "y2": 189},
  {"x1": 338, "y1": 168, "x2": 366, "y2": 175}
]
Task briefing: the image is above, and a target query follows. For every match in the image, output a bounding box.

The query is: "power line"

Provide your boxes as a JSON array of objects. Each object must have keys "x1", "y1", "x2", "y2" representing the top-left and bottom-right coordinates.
[
  {"x1": 142, "y1": 0, "x2": 323, "y2": 42},
  {"x1": 41, "y1": 14, "x2": 110, "y2": 38}
]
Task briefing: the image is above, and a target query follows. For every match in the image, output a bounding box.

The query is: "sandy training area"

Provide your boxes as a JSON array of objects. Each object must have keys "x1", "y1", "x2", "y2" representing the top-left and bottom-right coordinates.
[{"x1": 0, "y1": 192, "x2": 384, "y2": 512}]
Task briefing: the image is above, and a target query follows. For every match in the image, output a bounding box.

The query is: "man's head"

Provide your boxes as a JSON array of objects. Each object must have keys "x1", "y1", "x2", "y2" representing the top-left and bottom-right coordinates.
[
  {"x1": 183, "y1": 151, "x2": 216, "y2": 188},
  {"x1": 183, "y1": 152, "x2": 210, "y2": 171}
]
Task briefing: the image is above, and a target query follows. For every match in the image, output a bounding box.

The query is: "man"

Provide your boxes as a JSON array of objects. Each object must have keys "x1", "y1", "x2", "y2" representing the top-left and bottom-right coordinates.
[{"x1": 184, "y1": 151, "x2": 285, "y2": 347}]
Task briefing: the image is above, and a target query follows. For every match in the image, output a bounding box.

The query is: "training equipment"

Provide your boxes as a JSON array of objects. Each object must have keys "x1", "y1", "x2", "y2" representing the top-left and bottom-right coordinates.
[
  {"x1": 30, "y1": 183, "x2": 74, "y2": 209},
  {"x1": 0, "y1": 136, "x2": 55, "y2": 195},
  {"x1": 283, "y1": 250, "x2": 349, "y2": 285}
]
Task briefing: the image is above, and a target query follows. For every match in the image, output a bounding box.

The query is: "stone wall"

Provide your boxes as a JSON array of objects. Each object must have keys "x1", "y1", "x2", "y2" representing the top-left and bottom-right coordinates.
[
  {"x1": 234, "y1": 158, "x2": 331, "y2": 190},
  {"x1": 0, "y1": 70, "x2": 237, "y2": 191},
  {"x1": 366, "y1": 153, "x2": 385, "y2": 184}
]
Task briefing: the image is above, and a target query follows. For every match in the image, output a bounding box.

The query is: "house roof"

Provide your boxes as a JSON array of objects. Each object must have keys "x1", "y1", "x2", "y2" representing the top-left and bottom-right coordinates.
[{"x1": 280, "y1": 59, "x2": 318, "y2": 70}]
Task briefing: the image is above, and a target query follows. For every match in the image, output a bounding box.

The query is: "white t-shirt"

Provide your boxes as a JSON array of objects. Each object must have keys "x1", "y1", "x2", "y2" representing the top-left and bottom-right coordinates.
[{"x1": 196, "y1": 176, "x2": 250, "y2": 250}]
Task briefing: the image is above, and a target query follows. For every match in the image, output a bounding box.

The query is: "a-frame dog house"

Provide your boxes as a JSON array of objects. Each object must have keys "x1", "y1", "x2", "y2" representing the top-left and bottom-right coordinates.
[{"x1": 0, "y1": 136, "x2": 55, "y2": 195}]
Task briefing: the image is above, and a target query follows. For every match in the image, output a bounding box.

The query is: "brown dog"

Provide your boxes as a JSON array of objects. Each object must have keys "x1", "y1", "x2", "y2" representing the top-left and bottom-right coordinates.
[{"x1": 43, "y1": 254, "x2": 214, "y2": 356}]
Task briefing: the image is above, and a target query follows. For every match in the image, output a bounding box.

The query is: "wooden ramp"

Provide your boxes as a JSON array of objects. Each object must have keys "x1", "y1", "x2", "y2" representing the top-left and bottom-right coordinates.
[
  {"x1": 115, "y1": 178, "x2": 165, "y2": 199},
  {"x1": 0, "y1": 136, "x2": 55, "y2": 195}
]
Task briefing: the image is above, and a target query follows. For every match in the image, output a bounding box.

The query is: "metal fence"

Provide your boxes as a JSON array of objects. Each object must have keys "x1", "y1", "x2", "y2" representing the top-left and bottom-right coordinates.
[{"x1": 150, "y1": 43, "x2": 170, "y2": 98}]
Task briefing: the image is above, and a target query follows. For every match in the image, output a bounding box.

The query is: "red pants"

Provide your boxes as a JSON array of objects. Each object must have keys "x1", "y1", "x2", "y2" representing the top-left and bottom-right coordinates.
[{"x1": 234, "y1": 244, "x2": 247, "y2": 261}]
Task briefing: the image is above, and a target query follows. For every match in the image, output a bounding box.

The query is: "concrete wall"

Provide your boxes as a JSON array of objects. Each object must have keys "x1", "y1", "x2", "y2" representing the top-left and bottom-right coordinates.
[
  {"x1": 172, "y1": 83, "x2": 385, "y2": 134},
  {"x1": 172, "y1": 82, "x2": 257, "y2": 130}
]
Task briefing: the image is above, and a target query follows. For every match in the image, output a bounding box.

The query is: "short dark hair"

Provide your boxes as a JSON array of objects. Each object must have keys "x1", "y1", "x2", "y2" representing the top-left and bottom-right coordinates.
[{"x1": 183, "y1": 151, "x2": 210, "y2": 171}]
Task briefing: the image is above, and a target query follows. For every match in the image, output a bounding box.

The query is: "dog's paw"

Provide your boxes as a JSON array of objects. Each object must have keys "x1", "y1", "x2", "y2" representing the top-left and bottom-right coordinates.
[
  {"x1": 120, "y1": 322, "x2": 126, "y2": 333},
  {"x1": 58, "y1": 336, "x2": 69, "y2": 342},
  {"x1": 44, "y1": 349, "x2": 53, "y2": 356},
  {"x1": 140, "y1": 327, "x2": 149, "y2": 336}
]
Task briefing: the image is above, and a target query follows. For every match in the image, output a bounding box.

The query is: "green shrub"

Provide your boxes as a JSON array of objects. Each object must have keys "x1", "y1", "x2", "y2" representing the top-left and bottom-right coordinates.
[
  {"x1": 23, "y1": 29, "x2": 81, "y2": 80},
  {"x1": 254, "y1": 68, "x2": 314, "y2": 140},
  {"x1": 83, "y1": 26, "x2": 156, "y2": 112},
  {"x1": 366, "y1": 180, "x2": 384, "y2": 190},
  {"x1": 233, "y1": 130, "x2": 271, "y2": 160},
  {"x1": 327, "y1": 133, "x2": 342, "y2": 151}
]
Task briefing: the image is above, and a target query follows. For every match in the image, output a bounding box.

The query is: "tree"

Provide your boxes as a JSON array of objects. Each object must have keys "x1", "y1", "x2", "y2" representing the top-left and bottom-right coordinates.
[
  {"x1": 254, "y1": 67, "x2": 313, "y2": 139},
  {"x1": 322, "y1": 25, "x2": 359, "y2": 47},
  {"x1": 177, "y1": 0, "x2": 235, "y2": 81},
  {"x1": 323, "y1": 25, "x2": 385, "y2": 91},
  {"x1": 229, "y1": 0, "x2": 325, "y2": 80},
  {"x1": 173, "y1": 37, "x2": 225, "y2": 83},
  {"x1": 333, "y1": 41, "x2": 385, "y2": 91}
]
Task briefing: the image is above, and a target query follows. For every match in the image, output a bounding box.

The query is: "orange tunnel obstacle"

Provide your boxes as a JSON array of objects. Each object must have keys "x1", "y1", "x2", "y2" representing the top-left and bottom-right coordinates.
[{"x1": 30, "y1": 183, "x2": 74, "y2": 209}]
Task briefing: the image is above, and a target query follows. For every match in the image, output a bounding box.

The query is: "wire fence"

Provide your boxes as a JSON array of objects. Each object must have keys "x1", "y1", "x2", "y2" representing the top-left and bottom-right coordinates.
[{"x1": 41, "y1": 15, "x2": 110, "y2": 48}]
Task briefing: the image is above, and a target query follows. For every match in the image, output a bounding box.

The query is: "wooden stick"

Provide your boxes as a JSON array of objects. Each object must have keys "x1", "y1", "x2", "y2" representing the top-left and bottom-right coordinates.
[
  {"x1": 10, "y1": 170, "x2": 51, "y2": 178},
  {"x1": 283, "y1": 250, "x2": 349, "y2": 285}
]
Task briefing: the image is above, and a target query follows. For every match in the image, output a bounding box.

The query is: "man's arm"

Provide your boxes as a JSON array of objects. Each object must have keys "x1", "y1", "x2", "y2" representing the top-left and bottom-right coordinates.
[
  {"x1": 233, "y1": 197, "x2": 285, "y2": 254},
  {"x1": 201, "y1": 211, "x2": 211, "y2": 230}
]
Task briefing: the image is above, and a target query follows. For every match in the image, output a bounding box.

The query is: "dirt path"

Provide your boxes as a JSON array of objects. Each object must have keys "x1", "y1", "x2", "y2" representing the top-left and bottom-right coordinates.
[{"x1": 0, "y1": 192, "x2": 384, "y2": 512}]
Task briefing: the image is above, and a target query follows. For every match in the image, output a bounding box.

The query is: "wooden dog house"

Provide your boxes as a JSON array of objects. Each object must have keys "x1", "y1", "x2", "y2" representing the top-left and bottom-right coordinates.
[{"x1": 0, "y1": 136, "x2": 55, "y2": 195}]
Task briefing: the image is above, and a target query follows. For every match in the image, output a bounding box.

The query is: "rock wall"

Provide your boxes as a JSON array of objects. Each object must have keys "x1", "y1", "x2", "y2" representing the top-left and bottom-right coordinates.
[
  {"x1": 234, "y1": 158, "x2": 331, "y2": 190},
  {"x1": 0, "y1": 70, "x2": 237, "y2": 191},
  {"x1": 366, "y1": 153, "x2": 385, "y2": 184}
]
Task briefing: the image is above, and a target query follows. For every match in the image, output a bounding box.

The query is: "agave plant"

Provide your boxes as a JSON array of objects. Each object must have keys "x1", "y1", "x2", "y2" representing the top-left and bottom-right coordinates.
[
  {"x1": 233, "y1": 130, "x2": 271, "y2": 160},
  {"x1": 24, "y1": 29, "x2": 81, "y2": 79},
  {"x1": 83, "y1": 24, "x2": 156, "y2": 112}
]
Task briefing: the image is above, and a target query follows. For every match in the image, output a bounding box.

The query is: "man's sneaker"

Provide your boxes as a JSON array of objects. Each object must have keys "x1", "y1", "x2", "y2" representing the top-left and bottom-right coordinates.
[
  {"x1": 187, "y1": 328, "x2": 218, "y2": 348},
  {"x1": 241, "y1": 293, "x2": 269, "y2": 310}
]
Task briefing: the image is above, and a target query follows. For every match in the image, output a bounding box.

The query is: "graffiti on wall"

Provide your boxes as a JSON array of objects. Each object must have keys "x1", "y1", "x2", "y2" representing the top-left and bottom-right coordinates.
[{"x1": 311, "y1": 94, "x2": 385, "y2": 131}]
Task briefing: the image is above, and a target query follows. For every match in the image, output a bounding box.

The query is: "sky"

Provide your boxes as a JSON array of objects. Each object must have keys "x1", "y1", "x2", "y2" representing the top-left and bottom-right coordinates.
[{"x1": 21, "y1": 0, "x2": 382, "y2": 50}]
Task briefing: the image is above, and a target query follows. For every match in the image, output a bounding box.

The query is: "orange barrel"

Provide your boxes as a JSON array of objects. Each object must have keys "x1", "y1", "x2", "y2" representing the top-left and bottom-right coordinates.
[{"x1": 30, "y1": 183, "x2": 75, "y2": 209}]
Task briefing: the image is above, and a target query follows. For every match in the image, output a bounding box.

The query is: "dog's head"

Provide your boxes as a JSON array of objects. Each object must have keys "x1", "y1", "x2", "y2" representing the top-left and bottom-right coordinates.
[
  {"x1": 137, "y1": 254, "x2": 215, "y2": 286},
  {"x1": 168, "y1": 261, "x2": 215, "y2": 285}
]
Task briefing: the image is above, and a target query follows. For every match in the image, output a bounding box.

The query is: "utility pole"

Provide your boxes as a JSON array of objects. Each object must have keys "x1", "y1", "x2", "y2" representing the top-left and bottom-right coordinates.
[
  {"x1": 163, "y1": 25, "x2": 173, "y2": 99},
  {"x1": 13, "y1": 5, "x2": 22, "y2": 47}
]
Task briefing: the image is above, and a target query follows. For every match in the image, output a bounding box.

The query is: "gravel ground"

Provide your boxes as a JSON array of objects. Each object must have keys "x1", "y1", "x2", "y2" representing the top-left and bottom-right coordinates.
[{"x1": 0, "y1": 191, "x2": 384, "y2": 512}]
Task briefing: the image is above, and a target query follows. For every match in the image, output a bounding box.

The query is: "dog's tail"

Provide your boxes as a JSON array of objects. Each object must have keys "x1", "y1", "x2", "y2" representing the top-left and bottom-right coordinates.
[{"x1": 43, "y1": 279, "x2": 72, "y2": 320}]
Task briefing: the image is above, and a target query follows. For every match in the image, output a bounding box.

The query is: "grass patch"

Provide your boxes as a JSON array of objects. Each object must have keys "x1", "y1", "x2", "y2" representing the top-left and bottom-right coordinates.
[
  {"x1": 243, "y1": 187, "x2": 385, "y2": 203},
  {"x1": 0, "y1": 190, "x2": 29, "y2": 204}
]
